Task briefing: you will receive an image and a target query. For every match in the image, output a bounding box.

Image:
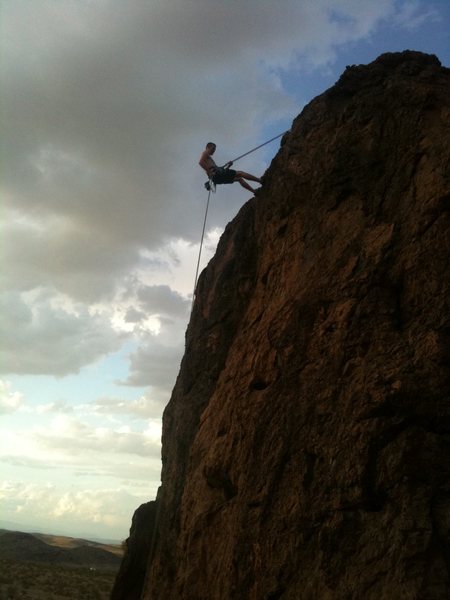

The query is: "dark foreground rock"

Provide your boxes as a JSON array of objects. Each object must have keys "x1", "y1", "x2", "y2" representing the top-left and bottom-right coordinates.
[
  {"x1": 111, "y1": 501, "x2": 158, "y2": 600},
  {"x1": 114, "y1": 51, "x2": 450, "y2": 600}
]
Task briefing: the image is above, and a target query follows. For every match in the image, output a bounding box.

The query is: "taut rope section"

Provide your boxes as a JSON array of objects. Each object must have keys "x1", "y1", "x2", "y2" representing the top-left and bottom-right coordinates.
[
  {"x1": 225, "y1": 131, "x2": 287, "y2": 165},
  {"x1": 192, "y1": 130, "x2": 288, "y2": 304}
]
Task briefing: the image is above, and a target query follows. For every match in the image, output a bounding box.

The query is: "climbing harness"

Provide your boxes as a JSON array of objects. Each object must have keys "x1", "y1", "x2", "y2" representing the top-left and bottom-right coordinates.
[
  {"x1": 193, "y1": 130, "x2": 288, "y2": 301},
  {"x1": 203, "y1": 131, "x2": 287, "y2": 194}
]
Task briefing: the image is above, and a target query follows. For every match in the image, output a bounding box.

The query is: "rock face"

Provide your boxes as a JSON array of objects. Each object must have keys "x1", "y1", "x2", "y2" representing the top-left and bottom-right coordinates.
[
  {"x1": 115, "y1": 51, "x2": 450, "y2": 599},
  {"x1": 111, "y1": 501, "x2": 158, "y2": 600}
]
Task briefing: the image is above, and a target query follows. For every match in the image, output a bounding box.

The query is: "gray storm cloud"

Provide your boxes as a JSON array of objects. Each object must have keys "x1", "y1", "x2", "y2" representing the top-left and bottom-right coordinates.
[
  {"x1": 2, "y1": 0, "x2": 398, "y2": 250},
  {"x1": 122, "y1": 342, "x2": 184, "y2": 389},
  {"x1": 0, "y1": 290, "x2": 125, "y2": 376},
  {"x1": 1, "y1": 0, "x2": 419, "y2": 379},
  {"x1": 137, "y1": 284, "x2": 190, "y2": 319}
]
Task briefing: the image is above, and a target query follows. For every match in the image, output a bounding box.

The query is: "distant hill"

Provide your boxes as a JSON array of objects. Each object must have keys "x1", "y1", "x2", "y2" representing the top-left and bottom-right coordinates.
[
  {"x1": 0, "y1": 529, "x2": 122, "y2": 570},
  {"x1": 0, "y1": 521, "x2": 121, "y2": 544},
  {"x1": 33, "y1": 531, "x2": 123, "y2": 557}
]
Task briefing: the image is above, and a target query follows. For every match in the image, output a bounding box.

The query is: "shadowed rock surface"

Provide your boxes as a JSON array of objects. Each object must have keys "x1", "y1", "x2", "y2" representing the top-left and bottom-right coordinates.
[
  {"x1": 114, "y1": 51, "x2": 450, "y2": 600},
  {"x1": 111, "y1": 501, "x2": 158, "y2": 600}
]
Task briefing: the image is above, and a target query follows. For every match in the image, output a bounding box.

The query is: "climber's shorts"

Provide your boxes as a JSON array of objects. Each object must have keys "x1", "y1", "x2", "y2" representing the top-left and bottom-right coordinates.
[{"x1": 210, "y1": 167, "x2": 237, "y2": 185}]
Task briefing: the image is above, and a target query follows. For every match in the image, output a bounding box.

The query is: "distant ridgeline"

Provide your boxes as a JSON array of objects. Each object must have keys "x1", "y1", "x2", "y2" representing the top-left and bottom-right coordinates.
[
  {"x1": 0, "y1": 529, "x2": 122, "y2": 569},
  {"x1": 113, "y1": 51, "x2": 450, "y2": 600}
]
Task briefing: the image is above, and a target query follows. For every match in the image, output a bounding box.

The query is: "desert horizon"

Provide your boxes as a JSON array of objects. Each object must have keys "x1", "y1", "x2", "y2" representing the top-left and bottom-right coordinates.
[{"x1": 0, "y1": 527, "x2": 123, "y2": 599}]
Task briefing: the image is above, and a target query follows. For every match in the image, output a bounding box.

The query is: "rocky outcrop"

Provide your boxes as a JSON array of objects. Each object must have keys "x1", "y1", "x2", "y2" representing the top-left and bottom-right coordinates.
[
  {"x1": 115, "y1": 51, "x2": 450, "y2": 599},
  {"x1": 111, "y1": 501, "x2": 157, "y2": 600}
]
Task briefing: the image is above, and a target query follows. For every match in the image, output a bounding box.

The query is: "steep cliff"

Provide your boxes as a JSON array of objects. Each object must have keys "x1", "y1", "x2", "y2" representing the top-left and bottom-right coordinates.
[{"x1": 114, "y1": 51, "x2": 450, "y2": 599}]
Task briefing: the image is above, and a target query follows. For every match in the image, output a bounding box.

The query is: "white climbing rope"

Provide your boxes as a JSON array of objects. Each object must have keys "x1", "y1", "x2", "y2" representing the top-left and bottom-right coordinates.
[
  {"x1": 192, "y1": 187, "x2": 212, "y2": 300},
  {"x1": 226, "y1": 131, "x2": 287, "y2": 165}
]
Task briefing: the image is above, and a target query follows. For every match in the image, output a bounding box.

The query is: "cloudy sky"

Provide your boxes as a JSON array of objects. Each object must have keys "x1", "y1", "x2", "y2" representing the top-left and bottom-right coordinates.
[{"x1": 1, "y1": 0, "x2": 449, "y2": 542}]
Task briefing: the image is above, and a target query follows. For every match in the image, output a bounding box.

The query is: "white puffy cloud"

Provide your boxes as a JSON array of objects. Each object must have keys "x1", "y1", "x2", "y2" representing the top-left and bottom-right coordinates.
[
  {"x1": 109, "y1": 282, "x2": 190, "y2": 335},
  {"x1": 34, "y1": 401, "x2": 74, "y2": 415},
  {"x1": 89, "y1": 394, "x2": 166, "y2": 420},
  {"x1": 0, "y1": 411, "x2": 163, "y2": 492},
  {"x1": 32, "y1": 414, "x2": 162, "y2": 459},
  {"x1": 0, "y1": 453, "x2": 159, "y2": 484},
  {"x1": 0, "y1": 380, "x2": 24, "y2": 414},
  {"x1": 0, "y1": 455, "x2": 58, "y2": 471},
  {"x1": 0, "y1": 481, "x2": 152, "y2": 540}
]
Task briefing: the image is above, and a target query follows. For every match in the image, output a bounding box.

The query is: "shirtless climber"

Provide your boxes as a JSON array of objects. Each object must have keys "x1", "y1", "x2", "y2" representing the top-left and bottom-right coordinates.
[{"x1": 199, "y1": 142, "x2": 262, "y2": 193}]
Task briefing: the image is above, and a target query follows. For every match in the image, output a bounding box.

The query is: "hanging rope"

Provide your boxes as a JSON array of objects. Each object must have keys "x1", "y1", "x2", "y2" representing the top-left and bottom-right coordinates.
[
  {"x1": 192, "y1": 130, "x2": 288, "y2": 304},
  {"x1": 192, "y1": 187, "x2": 212, "y2": 301}
]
